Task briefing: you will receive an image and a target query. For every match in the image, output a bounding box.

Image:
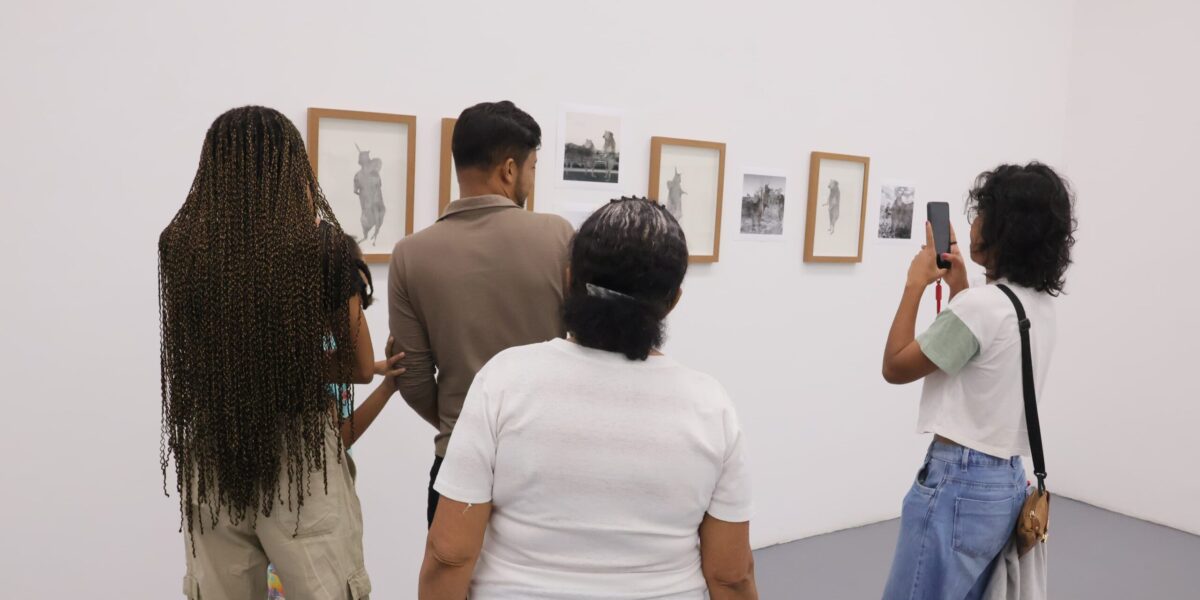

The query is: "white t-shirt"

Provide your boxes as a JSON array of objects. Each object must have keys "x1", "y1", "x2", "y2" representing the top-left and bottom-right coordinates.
[
  {"x1": 434, "y1": 338, "x2": 752, "y2": 600},
  {"x1": 916, "y1": 281, "x2": 1057, "y2": 458}
]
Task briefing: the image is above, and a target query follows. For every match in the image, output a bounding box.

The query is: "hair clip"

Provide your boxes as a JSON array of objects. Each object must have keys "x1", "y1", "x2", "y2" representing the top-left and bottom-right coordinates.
[{"x1": 585, "y1": 283, "x2": 637, "y2": 302}]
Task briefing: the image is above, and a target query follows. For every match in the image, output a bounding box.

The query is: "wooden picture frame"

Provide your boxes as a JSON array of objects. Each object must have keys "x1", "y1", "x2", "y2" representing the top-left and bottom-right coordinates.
[
  {"x1": 648, "y1": 137, "x2": 726, "y2": 264},
  {"x1": 803, "y1": 151, "x2": 871, "y2": 263},
  {"x1": 439, "y1": 117, "x2": 536, "y2": 216},
  {"x1": 307, "y1": 108, "x2": 416, "y2": 263}
]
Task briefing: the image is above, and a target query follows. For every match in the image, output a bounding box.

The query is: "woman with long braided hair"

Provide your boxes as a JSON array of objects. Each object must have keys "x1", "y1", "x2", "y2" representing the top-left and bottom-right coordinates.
[{"x1": 159, "y1": 106, "x2": 382, "y2": 599}]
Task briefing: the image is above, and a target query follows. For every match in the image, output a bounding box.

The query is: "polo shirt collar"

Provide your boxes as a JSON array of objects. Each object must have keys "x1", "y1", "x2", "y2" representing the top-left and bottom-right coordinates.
[{"x1": 439, "y1": 195, "x2": 520, "y2": 221}]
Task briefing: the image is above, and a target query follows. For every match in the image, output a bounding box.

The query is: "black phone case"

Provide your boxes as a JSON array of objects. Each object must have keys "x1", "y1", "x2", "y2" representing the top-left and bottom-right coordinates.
[{"x1": 927, "y1": 203, "x2": 952, "y2": 269}]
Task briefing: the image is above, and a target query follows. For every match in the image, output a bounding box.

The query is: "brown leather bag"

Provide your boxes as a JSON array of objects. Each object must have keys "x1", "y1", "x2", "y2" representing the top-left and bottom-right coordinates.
[{"x1": 997, "y1": 284, "x2": 1050, "y2": 557}]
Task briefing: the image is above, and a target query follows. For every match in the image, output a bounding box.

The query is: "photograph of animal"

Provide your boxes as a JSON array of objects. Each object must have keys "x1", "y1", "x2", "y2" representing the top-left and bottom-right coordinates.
[{"x1": 561, "y1": 109, "x2": 621, "y2": 184}]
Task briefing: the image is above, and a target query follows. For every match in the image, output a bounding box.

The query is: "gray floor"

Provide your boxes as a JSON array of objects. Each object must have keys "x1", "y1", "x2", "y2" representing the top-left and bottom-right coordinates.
[{"x1": 753, "y1": 498, "x2": 1200, "y2": 599}]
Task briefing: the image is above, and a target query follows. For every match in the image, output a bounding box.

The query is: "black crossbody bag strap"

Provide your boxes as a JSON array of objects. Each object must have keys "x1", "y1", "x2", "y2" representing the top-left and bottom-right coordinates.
[{"x1": 996, "y1": 284, "x2": 1047, "y2": 492}]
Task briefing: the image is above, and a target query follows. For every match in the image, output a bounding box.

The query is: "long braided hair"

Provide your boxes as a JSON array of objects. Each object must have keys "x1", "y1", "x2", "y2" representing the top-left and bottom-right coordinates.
[{"x1": 158, "y1": 106, "x2": 359, "y2": 539}]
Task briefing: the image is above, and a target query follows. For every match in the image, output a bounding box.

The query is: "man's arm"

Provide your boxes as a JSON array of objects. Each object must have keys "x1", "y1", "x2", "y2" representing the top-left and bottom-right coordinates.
[{"x1": 388, "y1": 246, "x2": 439, "y2": 428}]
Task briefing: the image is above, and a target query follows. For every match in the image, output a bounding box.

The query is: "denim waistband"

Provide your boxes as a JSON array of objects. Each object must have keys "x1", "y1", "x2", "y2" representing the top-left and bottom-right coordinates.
[{"x1": 928, "y1": 440, "x2": 1020, "y2": 468}]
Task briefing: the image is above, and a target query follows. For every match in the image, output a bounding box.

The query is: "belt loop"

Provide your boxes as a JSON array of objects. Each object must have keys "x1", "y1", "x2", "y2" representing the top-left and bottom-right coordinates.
[{"x1": 960, "y1": 446, "x2": 970, "y2": 470}]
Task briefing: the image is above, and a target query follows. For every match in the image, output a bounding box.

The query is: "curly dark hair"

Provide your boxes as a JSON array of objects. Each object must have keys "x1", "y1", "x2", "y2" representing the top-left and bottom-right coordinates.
[
  {"x1": 158, "y1": 106, "x2": 361, "y2": 542},
  {"x1": 563, "y1": 197, "x2": 688, "y2": 360},
  {"x1": 967, "y1": 162, "x2": 1077, "y2": 295}
]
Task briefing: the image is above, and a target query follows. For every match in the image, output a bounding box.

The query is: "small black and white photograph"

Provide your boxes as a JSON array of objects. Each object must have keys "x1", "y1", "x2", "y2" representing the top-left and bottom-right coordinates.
[
  {"x1": 558, "y1": 107, "x2": 621, "y2": 187},
  {"x1": 308, "y1": 108, "x2": 416, "y2": 262},
  {"x1": 877, "y1": 181, "x2": 916, "y2": 241},
  {"x1": 740, "y1": 173, "x2": 787, "y2": 237}
]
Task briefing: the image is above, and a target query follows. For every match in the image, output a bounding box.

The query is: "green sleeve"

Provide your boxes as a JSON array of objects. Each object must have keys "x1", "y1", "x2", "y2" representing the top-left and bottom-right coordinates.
[{"x1": 917, "y1": 310, "x2": 981, "y2": 375}]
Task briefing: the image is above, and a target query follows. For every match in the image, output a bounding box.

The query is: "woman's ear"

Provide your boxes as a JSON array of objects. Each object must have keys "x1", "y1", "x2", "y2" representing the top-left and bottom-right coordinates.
[{"x1": 563, "y1": 265, "x2": 572, "y2": 292}]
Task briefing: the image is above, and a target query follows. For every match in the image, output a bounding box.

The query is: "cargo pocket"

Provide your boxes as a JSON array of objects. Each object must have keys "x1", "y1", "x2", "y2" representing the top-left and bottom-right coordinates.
[
  {"x1": 347, "y1": 567, "x2": 372, "y2": 599},
  {"x1": 952, "y1": 496, "x2": 1018, "y2": 559},
  {"x1": 181, "y1": 574, "x2": 200, "y2": 599}
]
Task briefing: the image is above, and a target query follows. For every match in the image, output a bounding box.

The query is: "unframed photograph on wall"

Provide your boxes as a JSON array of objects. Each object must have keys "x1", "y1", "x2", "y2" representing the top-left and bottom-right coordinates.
[
  {"x1": 557, "y1": 105, "x2": 622, "y2": 188},
  {"x1": 308, "y1": 108, "x2": 415, "y2": 262},
  {"x1": 804, "y1": 151, "x2": 870, "y2": 263},
  {"x1": 876, "y1": 180, "x2": 916, "y2": 242},
  {"x1": 739, "y1": 172, "x2": 788, "y2": 239},
  {"x1": 649, "y1": 137, "x2": 726, "y2": 263},
  {"x1": 440, "y1": 117, "x2": 535, "y2": 216}
]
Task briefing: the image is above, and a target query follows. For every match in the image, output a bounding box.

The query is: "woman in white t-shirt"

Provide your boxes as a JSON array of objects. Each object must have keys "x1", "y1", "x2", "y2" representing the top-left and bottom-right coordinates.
[
  {"x1": 418, "y1": 197, "x2": 757, "y2": 600},
  {"x1": 879, "y1": 163, "x2": 1076, "y2": 600}
]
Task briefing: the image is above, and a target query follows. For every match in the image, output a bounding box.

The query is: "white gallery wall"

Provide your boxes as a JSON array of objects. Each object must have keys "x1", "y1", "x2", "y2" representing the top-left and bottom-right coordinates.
[
  {"x1": 8, "y1": 0, "x2": 1192, "y2": 597},
  {"x1": 1046, "y1": 0, "x2": 1200, "y2": 535}
]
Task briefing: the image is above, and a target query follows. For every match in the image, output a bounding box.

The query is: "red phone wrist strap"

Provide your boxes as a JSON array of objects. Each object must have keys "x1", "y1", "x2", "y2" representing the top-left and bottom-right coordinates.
[{"x1": 936, "y1": 280, "x2": 943, "y2": 314}]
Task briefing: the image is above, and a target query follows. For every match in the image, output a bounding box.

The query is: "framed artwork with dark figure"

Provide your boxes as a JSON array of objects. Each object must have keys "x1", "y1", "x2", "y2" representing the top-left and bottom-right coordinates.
[
  {"x1": 439, "y1": 117, "x2": 535, "y2": 216},
  {"x1": 307, "y1": 108, "x2": 416, "y2": 263},
  {"x1": 648, "y1": 137, "x2": 726, "y2": 263},
  {"x1": 804, "y1": 151, "x2": 870, "y2": 263}
]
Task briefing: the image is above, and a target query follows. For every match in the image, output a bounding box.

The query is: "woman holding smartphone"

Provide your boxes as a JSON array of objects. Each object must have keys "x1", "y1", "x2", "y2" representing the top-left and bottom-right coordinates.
[{"x1": 879, "y1": 163, "x2": 1075, "y2": 600}]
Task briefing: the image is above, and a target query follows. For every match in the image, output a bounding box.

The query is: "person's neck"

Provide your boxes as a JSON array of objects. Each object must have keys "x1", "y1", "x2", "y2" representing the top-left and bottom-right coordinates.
[
  {"x1": 565, "y1": 335, "x2": 664, "y2": 356},
  {"x1": 458, "y1": 179, "x2": 511, "y2": 201}
]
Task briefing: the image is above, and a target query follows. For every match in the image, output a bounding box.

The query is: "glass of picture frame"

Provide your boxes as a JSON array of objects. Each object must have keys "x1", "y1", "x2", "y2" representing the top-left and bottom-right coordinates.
[
  {"x1": 648, "y1": 136, "x2": 727, "y2": 263},
  {"x1": 803, "y1": 151, "x2": 871, "y2": 263},
  {"x1": 307, "y1": 107, "x2": 416, "y2": 263}
]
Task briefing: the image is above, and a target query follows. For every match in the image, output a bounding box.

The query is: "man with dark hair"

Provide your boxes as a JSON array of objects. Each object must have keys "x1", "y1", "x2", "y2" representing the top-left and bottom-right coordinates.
[
  {"x1": 388, "y1": 101, "x2": 574, "y2": 526},
  {"x1": 450, "y1": 100, "x2": 541, "y2": 207}
]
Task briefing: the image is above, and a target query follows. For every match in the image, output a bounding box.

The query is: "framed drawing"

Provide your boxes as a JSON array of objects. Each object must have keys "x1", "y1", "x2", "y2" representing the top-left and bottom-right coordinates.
[
  {"x1": 307, "y1": 108, "x2": 416, "y2": 263},
  {"x1": 439, "y1": 118, "x2": 535, "y2": 215},
  {"x1": 804, "y1": 152, "x2": 870, "y2": 263},
  {"x1": 648, "y1": 137, "x2": 726, "y2": 263},
  {"x1": 557, "y1": 105, "x2": 622, "y2": 189}
]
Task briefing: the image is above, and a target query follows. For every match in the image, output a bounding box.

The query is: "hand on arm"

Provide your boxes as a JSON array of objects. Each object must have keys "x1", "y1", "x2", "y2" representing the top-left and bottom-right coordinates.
[
  {"x1": 419, "y1": 498, "x2": 492, "y2": 599},
  {"x1": 341, "y1": 337, "x2": 406, "y2": 448},
  {"x1": 882, "y1": 222, "x2": 943, "y2": 384},
  {"x1": 373, "y1": 335, "x2": 406, "y2": 379},
  {"x1": 700, "y1": 514, "x2": 758, "y2": 600}
]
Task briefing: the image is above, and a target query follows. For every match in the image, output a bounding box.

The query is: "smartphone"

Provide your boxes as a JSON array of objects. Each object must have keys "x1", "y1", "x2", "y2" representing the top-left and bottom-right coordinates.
[{"x1": 927, "y1": 202, "x2": 952, "y2": 269}]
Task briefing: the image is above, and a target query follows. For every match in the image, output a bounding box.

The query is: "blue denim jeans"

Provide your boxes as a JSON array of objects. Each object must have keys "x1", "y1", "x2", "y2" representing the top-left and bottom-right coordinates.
[{"x1": 882, "y1": 441, "x2": 1028, "y2": 600}]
